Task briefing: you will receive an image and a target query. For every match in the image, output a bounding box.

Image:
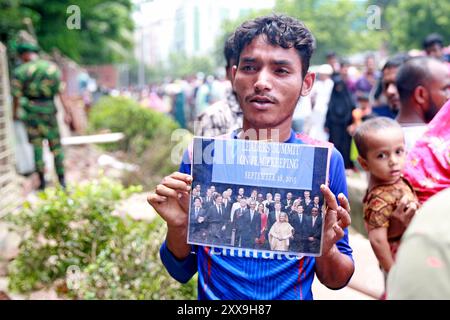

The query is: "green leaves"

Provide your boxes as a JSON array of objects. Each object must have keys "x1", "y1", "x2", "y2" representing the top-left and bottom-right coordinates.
[
  {"x1": 1, "y1": 0, "x2": 134, "y2": 65},
  {"x1": 6, "y1": 178, "x2": 197, "y2": 299},
  {"x1": 384, "y1": 0, "x2": 450, "y2": 52},
  {"x1": 89, "y1": 96, "x2": 179, "y2": 155},
  {"x1": 214, "y1": 0, "x2": 383, "y2": 65}
]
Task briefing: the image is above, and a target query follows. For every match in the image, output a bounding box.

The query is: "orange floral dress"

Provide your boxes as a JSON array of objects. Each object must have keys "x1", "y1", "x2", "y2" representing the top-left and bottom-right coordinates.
[{"x1": 363, "y1": 177, "x2": 418, "y2": 258}]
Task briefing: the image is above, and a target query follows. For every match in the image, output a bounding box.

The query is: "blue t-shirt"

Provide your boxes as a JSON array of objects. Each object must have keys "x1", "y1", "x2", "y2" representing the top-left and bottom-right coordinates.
[{"x1": 160, "y1": 129, "x2": 353, "y2": 300}]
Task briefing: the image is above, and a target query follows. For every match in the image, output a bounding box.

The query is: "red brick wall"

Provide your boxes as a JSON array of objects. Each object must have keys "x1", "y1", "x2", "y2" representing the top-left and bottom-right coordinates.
[{"x1": 84, "y1": 65, "x2": 118, "y2": 89}]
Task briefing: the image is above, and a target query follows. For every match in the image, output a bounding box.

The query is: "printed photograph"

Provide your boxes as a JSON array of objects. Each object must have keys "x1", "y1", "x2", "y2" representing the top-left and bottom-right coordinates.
[{"x1": 187, "y1": 137, "x2": 331, "y2": 256}]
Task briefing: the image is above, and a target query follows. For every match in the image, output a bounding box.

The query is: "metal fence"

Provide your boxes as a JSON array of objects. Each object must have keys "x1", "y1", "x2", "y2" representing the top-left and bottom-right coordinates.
[{"x1": 0, "y1": 42, "x2": 19, "y2": 217}]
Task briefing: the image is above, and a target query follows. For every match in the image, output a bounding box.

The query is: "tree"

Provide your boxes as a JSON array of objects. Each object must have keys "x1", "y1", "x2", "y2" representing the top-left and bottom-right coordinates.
[
  {"x1": 384, "y1": 0, "x2": 450, "y2": 52},
  {"x1": 165, "y1": 52, "x2": 215, "y2": 79},
  {"x1": 214, "y1": 0, "x2": 385, "y2": 66},
  {"x1": 0, "y1": 0, "x2": 134, "y2": 65},
  {"x1": 274, "y1": 0, "x2": 385, "y2": 63}
]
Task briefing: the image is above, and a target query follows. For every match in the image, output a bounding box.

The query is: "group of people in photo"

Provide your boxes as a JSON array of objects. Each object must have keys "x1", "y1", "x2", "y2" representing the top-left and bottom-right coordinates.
[{"x1": 188, "y1": 184, "x2": 324, "y2": 254}]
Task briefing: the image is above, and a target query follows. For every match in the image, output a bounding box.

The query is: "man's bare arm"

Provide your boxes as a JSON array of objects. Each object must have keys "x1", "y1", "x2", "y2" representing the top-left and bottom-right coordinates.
[{"x1": 315, "y1": 244, "x2": 355, "y2": 289}]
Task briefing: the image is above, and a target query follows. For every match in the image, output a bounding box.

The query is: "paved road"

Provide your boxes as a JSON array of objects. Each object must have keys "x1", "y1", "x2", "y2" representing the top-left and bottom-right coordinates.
[{"x1": 313, "y1": 228, "x2": 384, "y2": 300}]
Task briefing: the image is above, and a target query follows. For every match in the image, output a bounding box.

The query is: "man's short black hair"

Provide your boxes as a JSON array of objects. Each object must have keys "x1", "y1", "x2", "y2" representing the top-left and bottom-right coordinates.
[
  {"x1": 340, "y1": 58, "x2": 350, "y2": 67},
  {"x1": 326, "y1": 51, "x2": 337, "y2": 59},
  {"x1": 232, "y1": 14, "x2": 316, "y2": 78},
  {"x1": 365, "y1": 54, "x2": 375, "y2": 62},
  {"x1": 395, "y1": 57, "x2": 439, "y2": 106},
  {"x1": 356, "y1": 92, "x2": 370, "y2": 101},
  {"x1": 381, "y1": 53, "x2": 411, "y2": 72},
  {"x1": 224, "y1": 34, "x2": 236, "y2": 69},
  {"x1": 423, "y1": 33, "x2": 444, "y2": 50}
]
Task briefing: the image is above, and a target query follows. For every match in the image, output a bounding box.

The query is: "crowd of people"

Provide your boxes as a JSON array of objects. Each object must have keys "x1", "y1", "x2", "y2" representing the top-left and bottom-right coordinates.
[
  {"x1": 9, "y1": 5, "x2": 450, "y2": 301},
  {"x1": 188, "y1": 185, "x2": 324, "y2": 254},
  {"x1": 125, "y1": 32, "x2": 450, "y2": 157}
]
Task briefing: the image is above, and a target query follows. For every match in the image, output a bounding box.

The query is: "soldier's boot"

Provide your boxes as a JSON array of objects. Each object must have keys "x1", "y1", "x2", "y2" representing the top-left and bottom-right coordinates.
[
  {"x1": 37, "y1": 172, "x2": 46, "y2": 190},
  {"x1": 58, "y1": 174, "x2": 66, "y2": 189}
]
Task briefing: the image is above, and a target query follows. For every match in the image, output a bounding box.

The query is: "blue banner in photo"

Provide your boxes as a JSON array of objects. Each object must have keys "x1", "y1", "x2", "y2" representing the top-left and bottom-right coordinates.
[{"x1": 211, "y1": 139, "x2": 315, "y2": 190}]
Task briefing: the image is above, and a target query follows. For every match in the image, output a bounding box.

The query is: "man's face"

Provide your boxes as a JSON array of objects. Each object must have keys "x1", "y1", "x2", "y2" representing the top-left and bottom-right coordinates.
[
  {"x1": 426, "y1": 44, "x2": 443, "y2": 60},
  {"x1": 340, "y1": 64, "x2": 349, "y2": 78},
  {"x1": 423, "y1": 63, "x2": 450, "y2": 122},
  {"x1": 287, "y1": 192, "x2": 292, "y2": 200},
  {"x1": 311, "y1": 208, "x2": 319, "y2": 217},
  {"x1": 358, "y1": 100, "x2": 372, "y2": 116},
  {"x1": 232, "y1": 35, "x2": 314, "y2": 132},
  {"x1": 238, "y1": 188, "x2": 244, "y2": 196},
  {"x1": 314, "y1": 196, "x2": 319, "y2": 204},
  {"x1": 382, "y1": 67, "x2": 400, "y2": 111},
  {"x1": 194, "y1": 199, "x2": 202, "y2": 208},
  {"x1": 275, "y1": 203, "x2": 281, "y2": 211},
  {"x1": 215, "y1": 196, "x2": 223, "y2": 206},
  {"x1": 304, "y1": 191, "x2": 310, "y2": 199},
  {"x1": 366, "y1": 57, "x2": 376, "y2": 74},
  {"x1": 20, "y1": 51, "x2": 35, "y2": 63},
  {"x1": 327, "y1": 56, "x2": 340, "y2": 73}
]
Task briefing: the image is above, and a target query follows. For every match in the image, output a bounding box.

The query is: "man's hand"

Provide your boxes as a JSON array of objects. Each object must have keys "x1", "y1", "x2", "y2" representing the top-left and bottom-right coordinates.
[
  {"x1": 389, "y1": 195, "x2": 418, "y2": 239},
  {"x1": 64, "y1": 112, "x2": 72, "y2": 126},
  {"x1": 147, "y1": 172, "x2": 192, "y2": 229},
  {"x1": 347, "y1": 123, "x2": 357, "y2": 135},
  {"x1": 58, "y1": 94, "x2": 73, "y2": 126},
  {"x1": 13, "y1": 97, "x2": 20, "y2": 120},
  {"x1": 320, "y1": 184, "x2": 351, "y2": 256}
]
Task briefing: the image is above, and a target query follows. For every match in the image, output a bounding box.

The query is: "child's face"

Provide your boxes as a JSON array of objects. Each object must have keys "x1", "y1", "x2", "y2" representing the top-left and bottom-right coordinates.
[
  {"x1": 359, "y1": 127, "x2": 406, "y2": 184},
  {"x1": 358, "y1": 100, "x2": 371, "y2": 116}
]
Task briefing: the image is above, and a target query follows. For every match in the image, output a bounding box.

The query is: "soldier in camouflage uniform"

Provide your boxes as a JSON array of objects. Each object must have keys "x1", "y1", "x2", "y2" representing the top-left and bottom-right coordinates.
[{"x1": 12, "y1": 36, "x2": 71, "y2": 190}]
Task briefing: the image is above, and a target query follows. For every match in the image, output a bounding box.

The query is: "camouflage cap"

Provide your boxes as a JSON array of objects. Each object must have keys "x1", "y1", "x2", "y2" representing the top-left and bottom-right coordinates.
[{"x1": 16, "y1": 30, "x2": 39, "y2": 54}]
